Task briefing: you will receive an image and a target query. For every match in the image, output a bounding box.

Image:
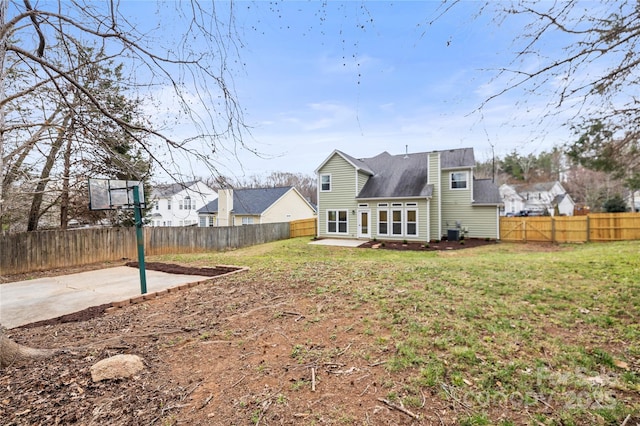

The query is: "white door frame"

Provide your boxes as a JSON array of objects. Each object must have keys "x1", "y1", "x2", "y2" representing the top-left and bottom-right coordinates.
[{"x1": 357, "y1": 209, "x2": 371, "y2": 238}]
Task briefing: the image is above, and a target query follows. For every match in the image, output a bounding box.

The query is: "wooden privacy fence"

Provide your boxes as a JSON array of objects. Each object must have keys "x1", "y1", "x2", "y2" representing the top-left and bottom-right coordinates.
[
  {"x1": 289, "y1": 217, "x2": 317, "y2": 238},
  {"x1": 500, "y1": 212, "x2": 640, "y2": 243},
  {"x1": 1, "y1": 222, "x2": 290, "y2": 275}
]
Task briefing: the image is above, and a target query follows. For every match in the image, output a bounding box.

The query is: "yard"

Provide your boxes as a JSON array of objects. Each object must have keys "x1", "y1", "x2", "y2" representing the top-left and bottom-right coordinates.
[{"x1": 1, "y1": 239, "x2": 639, "y2": 425}]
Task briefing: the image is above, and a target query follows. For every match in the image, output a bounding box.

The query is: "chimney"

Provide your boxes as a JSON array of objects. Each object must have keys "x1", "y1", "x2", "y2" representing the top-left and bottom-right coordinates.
[{"x1": 218, "y1": 188, "x2": 234, "y2": 226}]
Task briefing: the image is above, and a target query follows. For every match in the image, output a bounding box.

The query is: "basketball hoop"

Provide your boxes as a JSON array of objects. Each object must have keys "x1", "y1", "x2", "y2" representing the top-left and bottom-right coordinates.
[{"x1": 87, "y1": 178, "x2": 148, "y2": 294}]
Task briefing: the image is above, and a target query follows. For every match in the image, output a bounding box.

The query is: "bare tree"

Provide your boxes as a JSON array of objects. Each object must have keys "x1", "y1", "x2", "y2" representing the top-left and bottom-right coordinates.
[
  {"x1": 1, "y1": 0, "x2": 249, "y2": 232},
  {"x1": 458, "y1": 1, "x2": 640, "y2": 182},
  {"x1": 1, "y1": 0, "x2": 248, "y2": 360}
]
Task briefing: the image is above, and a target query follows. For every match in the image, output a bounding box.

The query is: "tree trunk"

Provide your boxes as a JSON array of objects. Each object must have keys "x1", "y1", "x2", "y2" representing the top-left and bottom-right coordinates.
[
  {"x1": 0, "y1": 0, "x2": 7, "y2": 233},
  {"x1": 0, "y1": 328, "x2": 59, "y2": 368},
  {"x1": 26, "y1": 114, "x2": 71, "y2": 231},
  {"x1": 60, "y1": 134, "x2": 73, "y2": 230}
]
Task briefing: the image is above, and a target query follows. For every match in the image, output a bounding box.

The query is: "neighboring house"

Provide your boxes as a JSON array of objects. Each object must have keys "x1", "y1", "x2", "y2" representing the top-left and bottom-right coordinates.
[
  {"x1": 499, "y1": 181, "x2": 575, "y2": 216},
  {"x1": 197, "y1": 186, "x2": 316, "y2": 227},
  {"x1": 150, "y1": 180, "x2": 218, "y2": 227},
  {"x1": 314, "y1": 148, "x2": 502, "y2": 241}
]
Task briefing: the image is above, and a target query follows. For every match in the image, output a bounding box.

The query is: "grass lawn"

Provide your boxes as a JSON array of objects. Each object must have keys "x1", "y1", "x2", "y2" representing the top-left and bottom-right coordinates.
[{"x1": 149, "y1": 238, "x2": 640, "y2": 425}]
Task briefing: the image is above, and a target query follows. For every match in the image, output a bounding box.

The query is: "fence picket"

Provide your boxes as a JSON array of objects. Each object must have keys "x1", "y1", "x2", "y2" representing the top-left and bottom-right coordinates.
[{"x1": 500, "y1": 213, "x2": 640, "y2": 243}]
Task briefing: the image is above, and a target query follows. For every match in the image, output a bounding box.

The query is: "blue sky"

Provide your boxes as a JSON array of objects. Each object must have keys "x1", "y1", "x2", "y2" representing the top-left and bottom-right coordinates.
[{"x1": 122, "y1": 1, "x2": 585, "y2": 180}]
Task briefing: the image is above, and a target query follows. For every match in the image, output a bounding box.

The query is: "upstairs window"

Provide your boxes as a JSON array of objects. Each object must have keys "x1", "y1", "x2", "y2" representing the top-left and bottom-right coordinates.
[
  {"x1": 451, "y1": 172, "x2": 468, "y2": 189},
  {"x1": 320, "y1": 174, "x2": 331, "y2": 192}
]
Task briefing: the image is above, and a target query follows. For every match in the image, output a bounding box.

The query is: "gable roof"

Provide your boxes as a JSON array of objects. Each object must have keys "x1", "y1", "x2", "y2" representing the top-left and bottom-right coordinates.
[
  {"x1": 153, "y1": 180, "x2": 202, "y2": 198},
  {"x1": 473, "y1": 179, "x2": 502, "y2": 205},
  {"x1": 356, "y1": 152, "x2": 433, "y2": 199},
  {"x1": 198, "y1": 186, "x2": 294, "y2": 215}
]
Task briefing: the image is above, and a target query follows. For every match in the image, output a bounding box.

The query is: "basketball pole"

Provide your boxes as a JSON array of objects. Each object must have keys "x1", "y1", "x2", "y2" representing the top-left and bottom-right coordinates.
[{"x1": 132, "y1": 185, "x2": 148, "y2": 294}]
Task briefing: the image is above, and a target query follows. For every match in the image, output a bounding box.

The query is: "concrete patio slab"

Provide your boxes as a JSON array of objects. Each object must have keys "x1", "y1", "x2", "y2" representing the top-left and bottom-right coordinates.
[
  {"x1": 308, "y1": 238, "x2": 364, "y2": 247},
  {"x1": 0, "y1": 266, "x2": 211, "y2": 329}
]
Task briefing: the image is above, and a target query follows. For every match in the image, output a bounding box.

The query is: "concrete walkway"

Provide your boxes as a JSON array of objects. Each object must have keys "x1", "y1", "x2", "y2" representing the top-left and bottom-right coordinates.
[{"x1": 0, "y1": 267, "x2": 212, "y2": 329}]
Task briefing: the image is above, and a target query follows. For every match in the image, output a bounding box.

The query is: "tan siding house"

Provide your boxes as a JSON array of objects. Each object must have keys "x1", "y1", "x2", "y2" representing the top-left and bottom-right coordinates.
[
  {"x1": 315, "y1": 148, "x2": 502, "y2": 241},
  {"x1": 198, "y1": 186, "x2": 315, "y2": 227}
]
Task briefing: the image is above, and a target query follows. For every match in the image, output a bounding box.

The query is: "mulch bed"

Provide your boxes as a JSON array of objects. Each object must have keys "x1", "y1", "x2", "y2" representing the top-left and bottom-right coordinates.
[
  {"x1": 124, "y1": 261, "x2": 240, "y2": 276},
  {"x1": 358, "y1": 238, "x2": 497, "y2": 251}
]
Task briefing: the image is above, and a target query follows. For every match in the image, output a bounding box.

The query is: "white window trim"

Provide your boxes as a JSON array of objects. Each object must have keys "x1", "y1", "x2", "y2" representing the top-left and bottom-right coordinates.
[
  {"x1": 391, "y1": 208, "x2": 403, "y2": 236},
  {"x1": 377, "y1": 205, "x2": 420, "y2": 238},
  {"x1": 405, "y1": 208, "x2": 418, "y2": 236},
  {"x1": 326, "y1": 209, "x2": 348, "y2": 234},
  {"x1": 320, "y1": 174, "x2": 332, "y2": 192},
  {"x1": 377, "y1": 208, "x2": 389, "y2": 236},
  {"x1": 450, "y1": 171, "x2": 468, "y2": 190}
]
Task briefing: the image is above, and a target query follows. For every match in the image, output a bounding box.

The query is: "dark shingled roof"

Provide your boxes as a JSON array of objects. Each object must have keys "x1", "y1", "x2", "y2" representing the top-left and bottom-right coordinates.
[
  {"x1": 440, "y1": 148, "x2": 475, "y2": 169},
  {"x1": 356, "y1": 152, "x2": 433, "y2": 199},
  {"x1": 473, "y1": 179, "x2": 502, "y2": 205},
  {"x1": 153, "y1": 180, "x2": 201, "y2": 197},
  {"x1": 198, "y1": 187, "x2": 292, "y2": 215}
]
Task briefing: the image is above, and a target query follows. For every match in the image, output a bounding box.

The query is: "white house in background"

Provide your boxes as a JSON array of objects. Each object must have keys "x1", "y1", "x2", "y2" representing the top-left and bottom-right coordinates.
[
  {"x1": 150, "y1": 180, "x2": 217, "y2": 226},
  {"x1": 197, "y1": 186, "x2": 316, "y2": 227},
  {"x1": 500, "y1": 181, "x2": 575, "y2": 216}
]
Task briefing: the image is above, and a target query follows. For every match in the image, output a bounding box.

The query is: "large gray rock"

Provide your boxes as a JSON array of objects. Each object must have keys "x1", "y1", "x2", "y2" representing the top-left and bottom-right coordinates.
[{"x1": 90, "y1": 354, "x2": 145, "y2": 382}]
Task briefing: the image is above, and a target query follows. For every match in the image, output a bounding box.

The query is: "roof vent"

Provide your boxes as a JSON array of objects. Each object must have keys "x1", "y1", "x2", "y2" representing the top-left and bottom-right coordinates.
[{"x1": 404, "y1": 145, "x2": 409, "y2": 159}]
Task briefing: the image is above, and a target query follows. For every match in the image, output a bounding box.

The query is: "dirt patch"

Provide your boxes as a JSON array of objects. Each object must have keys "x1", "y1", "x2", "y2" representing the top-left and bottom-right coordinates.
[{"x1": 359, "y1": 238, "x2": 497, "y2": 251}]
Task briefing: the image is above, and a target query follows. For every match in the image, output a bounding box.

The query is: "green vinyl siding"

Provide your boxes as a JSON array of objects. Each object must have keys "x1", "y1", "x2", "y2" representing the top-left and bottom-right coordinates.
[
  {"x1": 317, "y1": 154, "x2": 363, "y2": 238},
  {"x1": 357, "y1": 170, "x2": 369, "y2": 194},
  {"x1": 440, "y1": 170, "x2": 499, "y2": 239},
  {"x1": 428, "y1": 153, "x2": 441, "y2": 240}
]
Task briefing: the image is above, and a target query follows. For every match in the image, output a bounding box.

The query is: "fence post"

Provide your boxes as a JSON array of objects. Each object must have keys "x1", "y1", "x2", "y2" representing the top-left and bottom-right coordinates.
[
  {"x1": 586, "y1": 215, "x2": 590, "y2": 242},
  {"x1": 552, "y1": 217, "x2": 556, "y2": 243}
]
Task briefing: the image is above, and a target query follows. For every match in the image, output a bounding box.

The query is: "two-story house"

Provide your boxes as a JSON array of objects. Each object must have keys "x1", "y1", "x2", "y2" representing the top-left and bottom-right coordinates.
[
  {"x1": 315, "y1": 148, "x2": 502, "y2": 242},
  {"x1": 149, "y1": 180, "x2": 218, "y2": 227}
]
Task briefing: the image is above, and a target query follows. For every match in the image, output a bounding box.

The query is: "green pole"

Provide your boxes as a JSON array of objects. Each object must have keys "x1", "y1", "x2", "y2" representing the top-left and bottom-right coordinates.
[{"x1": 133, "y1": 185, "x2": 147, "y2": 294}]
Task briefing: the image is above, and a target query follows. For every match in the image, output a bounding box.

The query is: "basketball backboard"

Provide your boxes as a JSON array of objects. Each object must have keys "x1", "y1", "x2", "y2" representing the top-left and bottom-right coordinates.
[{"x1": 88, "y1": 178, "x2": 146, "y2": 211}]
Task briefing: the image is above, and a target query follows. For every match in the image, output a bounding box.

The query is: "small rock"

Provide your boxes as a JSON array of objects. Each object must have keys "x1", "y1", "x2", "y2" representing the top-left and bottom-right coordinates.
[{"x1": 90, "y1": 354, "x2": 145, "y2": 382}]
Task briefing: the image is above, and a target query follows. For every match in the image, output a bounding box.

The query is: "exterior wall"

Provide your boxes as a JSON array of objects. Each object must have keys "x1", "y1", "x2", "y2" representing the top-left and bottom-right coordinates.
[
  {"x1": 356, "y1": 170, "x2": 369, "y2": 194},
  {"x1": 465, "y1": 206, "x2": 499, "y2": 239},
  {"x1": 151, "y1": 182, "x2": 218, "y2": 227},
  {"x1": 428, "y1": 153, "x2": 441, "y2": 240},
  {"x1": 317, "y1": 154, "x2": 362, "y2": 238},
  {"x1": 558, "y1": 197, "x2": 575, "y2": 216},
  {"x1": 231, "y1": 215, "x2": 259, "y2": 226},
  {"x1": 261, "y1": 189, "x2": 316, "y2": 223},
  {"x1": 440, "y1": 169, "x2": 473, "y2": 239}
]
